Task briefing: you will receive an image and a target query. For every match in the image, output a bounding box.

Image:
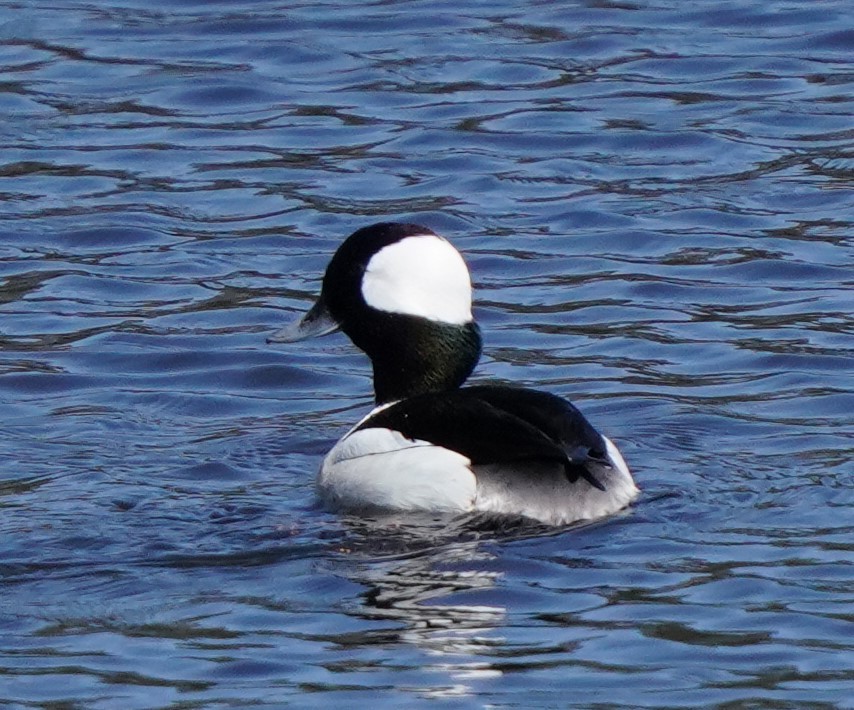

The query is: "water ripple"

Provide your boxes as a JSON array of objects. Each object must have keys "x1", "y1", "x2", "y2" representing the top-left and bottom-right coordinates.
[{"x1": 1, "y1": 0, "x2": 852, "y2": 707}]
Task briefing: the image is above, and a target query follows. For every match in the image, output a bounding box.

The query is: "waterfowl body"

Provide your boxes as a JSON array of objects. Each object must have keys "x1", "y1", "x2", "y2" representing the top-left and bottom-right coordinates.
[{"x1": 269, "y1": 223, "x2": 638, "y2": 525}]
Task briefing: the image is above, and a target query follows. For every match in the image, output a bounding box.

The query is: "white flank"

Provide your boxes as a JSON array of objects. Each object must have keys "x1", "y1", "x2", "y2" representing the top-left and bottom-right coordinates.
[
  {"x1": 472, "y1": 436, "x2": 639, "y2": 525},
  {"x1": 361, "y1": 235, "x2": 473, "y2": 324},
  {"x1": 603, "y1": 436, "x2": 633, "y2": 484},
  {"x1": 317, "y1": 427, "x2": 477, "y2": 513}
]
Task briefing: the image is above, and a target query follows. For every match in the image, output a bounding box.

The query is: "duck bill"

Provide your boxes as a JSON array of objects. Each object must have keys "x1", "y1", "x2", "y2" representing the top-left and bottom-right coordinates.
[{"x1": 267, "y1": 296, "x2": 340, "y2": 343}]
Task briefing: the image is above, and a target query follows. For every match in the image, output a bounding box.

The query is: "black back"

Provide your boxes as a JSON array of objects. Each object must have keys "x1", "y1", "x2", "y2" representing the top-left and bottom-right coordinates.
[{"x1": 358, "y1": 385, "x2": 611, "y2": 490}]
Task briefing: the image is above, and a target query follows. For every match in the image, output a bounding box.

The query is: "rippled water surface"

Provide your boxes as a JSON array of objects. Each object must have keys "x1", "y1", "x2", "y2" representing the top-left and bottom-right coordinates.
[{"x1": 1, "y1": 1, "x2": 852, "y2": 707}]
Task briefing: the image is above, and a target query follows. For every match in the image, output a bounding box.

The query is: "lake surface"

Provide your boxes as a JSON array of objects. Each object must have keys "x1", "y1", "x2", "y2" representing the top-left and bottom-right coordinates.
[{"x1": 1, "y1": 1, "x2": 852, "y2": 707}]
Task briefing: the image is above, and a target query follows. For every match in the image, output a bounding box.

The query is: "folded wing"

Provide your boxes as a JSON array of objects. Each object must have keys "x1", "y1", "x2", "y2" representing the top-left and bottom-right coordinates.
[{"x1": 357, "y1": 385, "x2": 611, "y2": 491}]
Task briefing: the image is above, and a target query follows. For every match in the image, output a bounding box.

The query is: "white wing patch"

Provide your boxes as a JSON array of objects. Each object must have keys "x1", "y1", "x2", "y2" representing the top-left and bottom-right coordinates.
[
  {"x1": 318, "y1": 427, "x2": 477, "y2": 513},
  {"x1": 361, "y1": 235, "x2": 473, "y2": 325}
]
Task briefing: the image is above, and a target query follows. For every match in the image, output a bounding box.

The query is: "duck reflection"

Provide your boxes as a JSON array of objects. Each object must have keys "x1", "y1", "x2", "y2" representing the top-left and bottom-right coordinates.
[{"x1": 334, "y1": 513, "x2": 558, "y2": 688}]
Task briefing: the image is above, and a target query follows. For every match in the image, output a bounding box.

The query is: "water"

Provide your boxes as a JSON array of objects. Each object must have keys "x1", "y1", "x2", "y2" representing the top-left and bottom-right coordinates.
[{"x1": 1, "y1": 0, "x2": 852, "y2": 707}]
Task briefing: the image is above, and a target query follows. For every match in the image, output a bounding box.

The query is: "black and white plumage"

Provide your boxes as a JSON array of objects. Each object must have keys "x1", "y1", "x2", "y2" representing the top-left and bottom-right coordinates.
[{"x1": 269, "y1": 222, "x2": 638, "y2": 525}]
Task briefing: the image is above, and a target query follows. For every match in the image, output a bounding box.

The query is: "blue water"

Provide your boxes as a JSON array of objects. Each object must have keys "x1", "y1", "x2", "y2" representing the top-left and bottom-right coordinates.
[{"x1": 1, "y1": 1, "x2": 852, "y2": 707}]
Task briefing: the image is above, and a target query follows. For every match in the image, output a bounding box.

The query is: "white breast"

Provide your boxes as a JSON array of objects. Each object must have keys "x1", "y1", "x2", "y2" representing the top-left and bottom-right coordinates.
[{"x1": 318, "y1": 427, "x2": 477, "y2": 513}]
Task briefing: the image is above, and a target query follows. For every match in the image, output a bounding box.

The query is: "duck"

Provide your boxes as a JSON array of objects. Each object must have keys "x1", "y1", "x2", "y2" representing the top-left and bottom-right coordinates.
[{"x1": 268, "y1": 222, "x2": 639, "y2": 525}]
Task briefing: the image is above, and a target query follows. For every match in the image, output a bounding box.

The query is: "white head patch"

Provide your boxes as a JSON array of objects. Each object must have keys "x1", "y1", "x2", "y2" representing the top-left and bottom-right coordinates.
[{"x1": 361, "y1": 235, "x2": 473, "y2": 324}]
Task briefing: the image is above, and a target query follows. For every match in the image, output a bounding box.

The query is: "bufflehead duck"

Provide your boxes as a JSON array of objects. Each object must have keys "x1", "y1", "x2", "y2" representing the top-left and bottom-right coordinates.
[{"x1": 269, "y1": 223, "x2": 638, "y2": 525}]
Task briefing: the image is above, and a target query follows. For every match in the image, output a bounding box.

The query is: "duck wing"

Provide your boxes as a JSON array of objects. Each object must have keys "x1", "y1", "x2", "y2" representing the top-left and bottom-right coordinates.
[{"x1": 357, "y1": 385, "x2": 610, "y2": 491}]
